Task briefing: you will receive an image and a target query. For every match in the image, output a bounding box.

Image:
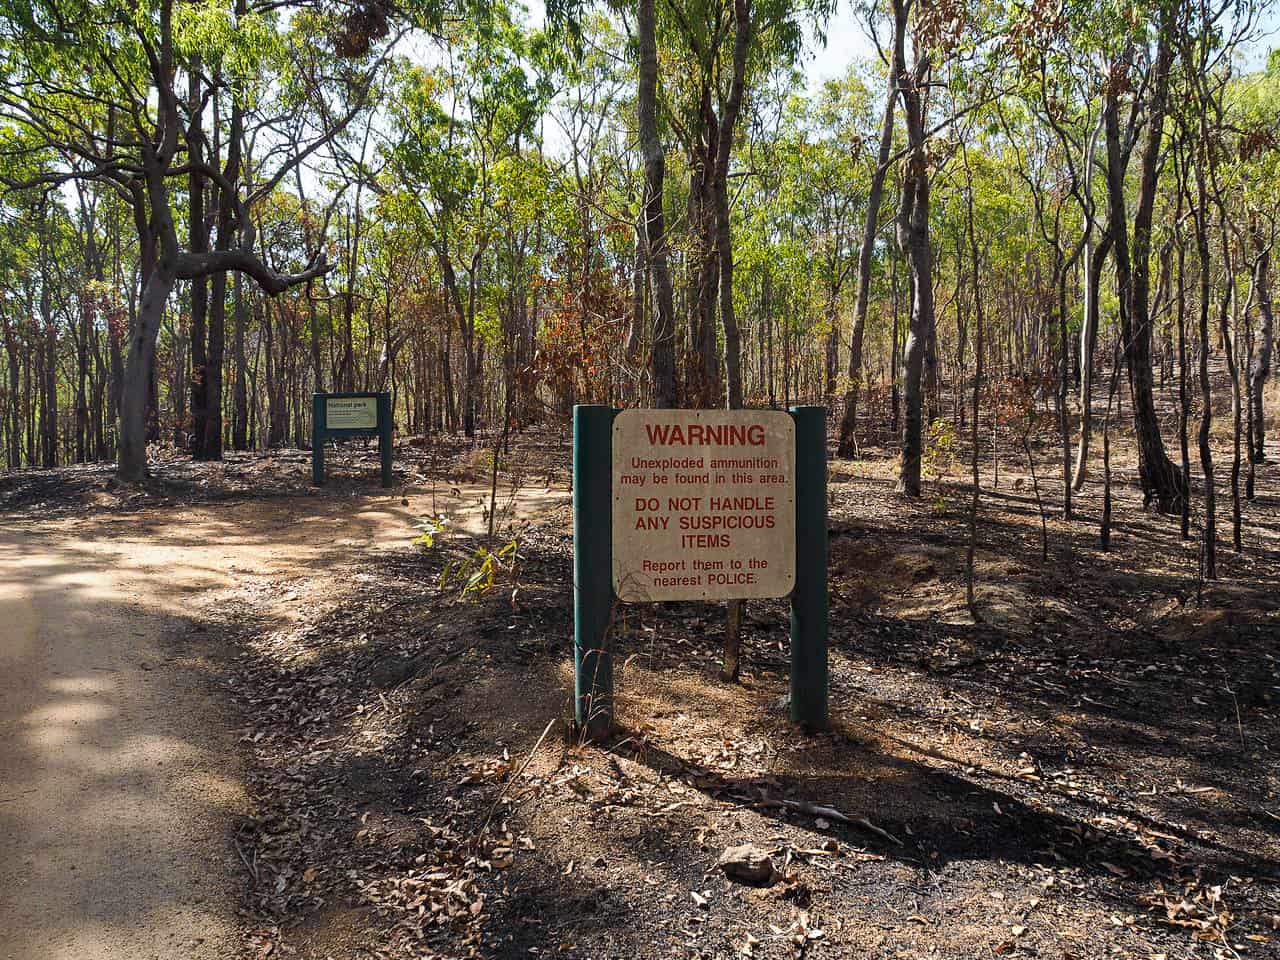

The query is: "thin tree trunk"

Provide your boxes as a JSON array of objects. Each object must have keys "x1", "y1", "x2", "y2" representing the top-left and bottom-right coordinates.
[
  {"x1": 1249, "y1": 217, "x2": 1273, "y2": 464},
  {"x1": 714, "y1": 0, "x2": 751, "y2": 412},
  {"x1": 1073, "y1": 229, "x2": 1112, "y2": 489},
  {"x1": 232, "y1": 270, "x2": 248, "y2": 449},
  {"x1": 208, "y1": 62, "x2": 243, "y2": 458},
  {"x1": 1105, "y1": 33, "x2": 1184, "y2": 512},
  {"x1": 962, "y1": 149, "x2": 985, "y2": 621},
  {"x1": 187, "y1": 59, "x2": 208, "y2": 458},
  {"x1": 894, "y1": 1, "x2": 934, "y2": 498},
  {"x1": 639, "y1": 0, "x2": 677, "y2": 410},
  {"x1": 837, "y1": 48, "x2": 899, "y2": 458},
  {"x1": 1176, "y1": 200, "x2": 1191, "y2": 540},
  {"x1": 1192, "y1": 172, "x2": 1216, "y2": 581}
]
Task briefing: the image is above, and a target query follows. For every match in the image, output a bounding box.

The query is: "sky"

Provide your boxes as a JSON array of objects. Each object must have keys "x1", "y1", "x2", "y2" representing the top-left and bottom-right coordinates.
[
  {"x1": 801, "y1": 3, "x2": 877, "y2": 93},
  {"x1": 525, "y1": 0, "x2": 1278, "y2": 96},
  {"x1": 801, "y1": 2, "x2": 1280, "y2": 89}
]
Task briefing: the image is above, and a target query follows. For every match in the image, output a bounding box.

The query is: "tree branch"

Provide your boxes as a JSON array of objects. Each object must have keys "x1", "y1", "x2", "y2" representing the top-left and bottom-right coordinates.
[{"x1": 174, "y1": 248, "x2": 332, "y2": 295}]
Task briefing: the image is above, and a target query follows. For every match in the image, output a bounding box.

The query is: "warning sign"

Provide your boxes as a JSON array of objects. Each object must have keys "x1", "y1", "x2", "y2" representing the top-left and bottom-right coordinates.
[{"x1": 611, "y1": 409, "x2": 795, "y2": 602}]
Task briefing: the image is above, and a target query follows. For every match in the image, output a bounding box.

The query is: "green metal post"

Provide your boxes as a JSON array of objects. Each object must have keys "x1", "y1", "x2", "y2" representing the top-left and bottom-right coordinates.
[
  {"x1": 311, "y1": 394, "x2": 325, "y2": 485},
  {"x1": 789, "y1": 405, "x2": 828, "y2": 729},
  {"x1": 378, "y1": 391, "x2": 393, "y2": 488},
  {"x1": 573, "y1": 404, "x2": 615, "y2": 740}
]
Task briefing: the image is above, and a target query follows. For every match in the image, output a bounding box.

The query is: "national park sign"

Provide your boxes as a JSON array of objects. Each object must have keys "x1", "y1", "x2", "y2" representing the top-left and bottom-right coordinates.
[{"x1": 311, "y1": 392, "x2": 393, "y2": 488}]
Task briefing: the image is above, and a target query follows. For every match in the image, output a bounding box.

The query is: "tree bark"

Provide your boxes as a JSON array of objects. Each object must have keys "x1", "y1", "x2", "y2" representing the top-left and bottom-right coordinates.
[
  {"x1": 1249, "y1": 217, "x2": 1273, "y2": 463},
  {"x1": 121, "y1": 258, "x2": 175, "y2": 480},
  {"x1": 714, "y1": 0, "x2": 751, "y2": 411},
  {"x1": 893, "y1": 0, "x2": 933, "y2": 498},
  {"x1": 836, "y1": 51, "x2": 898, "y2": 459},
  {"x1": 201, "y1": 59, "x2": 244, "y2": 460},
  {"x1": 638, "y1": 0, "x2": 677, "y2": 409},
  {"x1": 1104, "y1": 34, "x2": 1185, "y2": 512},
  {"x1": 187, "y1": 58, "x2": 209, "y2": 458},
  {"x1": 1073, "y1": 228, "x2": 1112, "y2": 489}
]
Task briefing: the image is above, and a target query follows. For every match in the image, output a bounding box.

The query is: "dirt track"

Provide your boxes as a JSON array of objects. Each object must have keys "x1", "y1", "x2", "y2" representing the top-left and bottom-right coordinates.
[
  {"x1": 0, "y1": 479, "x2": 565, "y2": 960},
  {"x1": 0, "y1": 515, "x2": 253, "y2": 960}
]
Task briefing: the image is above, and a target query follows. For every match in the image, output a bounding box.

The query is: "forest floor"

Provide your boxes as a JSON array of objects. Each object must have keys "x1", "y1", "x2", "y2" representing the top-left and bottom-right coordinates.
[{"x1": 0, "y1": 405, "x2": 1277, "y2": 960}]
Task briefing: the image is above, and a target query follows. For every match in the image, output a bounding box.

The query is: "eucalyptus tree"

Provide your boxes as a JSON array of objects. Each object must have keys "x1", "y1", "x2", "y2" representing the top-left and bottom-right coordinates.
[
  {"x1": 1111, "y1": 14, "x2": 1186, "y2": 513},
  {"x1": 1024, "y1": 0, "x2": 1215, "y2": 514},
  {"x1": 889, "y1": 0, "x2": 941, "y2": 496},
  {"x1": 389, "y1": 4, "x2": 550, "y2": 436},
  {"x1": 837, "y1": 0, "x2": 902, "y2": 459},
  {"x1": 636, "y1": 0, "x2": 679, "y2": 408},
  {"x1": 1169, "y1": 0, "x2": 1263, "y2": 573},
  {"x1": 651, "y1": 0, "x2": 834, "y2": 411},
  {"x1": 1008, "y1": 32, "x2": 1116, "y2": 495},
  {"x1": 1000, "y1": 99, "x2": 1088, "y2": 518},
  {"x1": 1248, "y1": 211, "x2": 1274, "y2": 465},
  {"x1": 997, "y1": 22, "x2": 1126, "y2": 512},
  {"x1": 781, "y1": 70, "x2": 872, "y2": 406},
  {"x1": 0, "y1": 0, "x2": 420, "y2": 480},
  {"x1": 1230, "y1": 58, "x2": 1280, "y2": 467}
]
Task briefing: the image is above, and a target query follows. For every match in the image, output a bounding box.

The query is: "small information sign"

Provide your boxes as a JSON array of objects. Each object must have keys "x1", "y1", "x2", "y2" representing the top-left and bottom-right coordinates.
[
  {"x1": 611, "y1": 409, "x2": 795, "y2": 601},
  {"x1": 312, "y1": 391, "x2": 393, "y2": 488},
  {"x1": 325, "y1": 396, "x2": 378, "y2": 430}
]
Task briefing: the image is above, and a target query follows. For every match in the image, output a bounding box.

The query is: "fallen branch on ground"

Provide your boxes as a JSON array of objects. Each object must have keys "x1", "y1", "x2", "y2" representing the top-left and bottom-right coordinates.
[{"x1": 761, "y1": 797, "x2": 903, "y2": 846}]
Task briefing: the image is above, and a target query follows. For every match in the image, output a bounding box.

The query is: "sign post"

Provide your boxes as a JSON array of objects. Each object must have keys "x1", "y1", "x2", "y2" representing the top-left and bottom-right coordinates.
[
  {"x1": 312, "y1": 392, "x2": 393, "y2": 488},
  {"x1": 572, "y1": 403, "x2": 828, "y2": 740},
  {"x1": 573, "y1": 405, "x2": 615, "y2": 739},
  {"x1": 789, "y1": 406, "x2": 828, "y2": 729}
]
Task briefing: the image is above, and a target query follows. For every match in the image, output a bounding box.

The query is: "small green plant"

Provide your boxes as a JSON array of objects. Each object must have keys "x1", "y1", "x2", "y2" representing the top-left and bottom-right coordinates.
[
  {"x1": 412, "y1": 515, "x2": 450, "y2": 548},
  {"x1": 923, "y1": 418, "x2": 958, "y2": 503},
  {"x1": 440, "y1": 538, "x2": 519, "y2": 601}
]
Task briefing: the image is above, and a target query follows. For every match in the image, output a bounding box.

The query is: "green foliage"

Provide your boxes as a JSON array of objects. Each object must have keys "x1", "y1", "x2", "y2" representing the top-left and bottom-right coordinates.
[
  {"x1": 412, "y1": 514, "x2": 450, "y2": 549},
  {"x1": 924, "y1": 418, "x2": 958, "y2": 487},
  {"x1": 415, "y1": 514, "x2": 519, "y2": 602},
  {"x1": 440, "y1": 539, "x2": 519, "y2": 601}
]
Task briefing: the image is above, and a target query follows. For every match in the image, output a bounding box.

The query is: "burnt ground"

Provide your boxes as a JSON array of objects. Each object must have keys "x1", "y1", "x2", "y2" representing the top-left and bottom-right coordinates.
[{"x1": 3, "y1": 401, "x2": 1278, "y2": 960}]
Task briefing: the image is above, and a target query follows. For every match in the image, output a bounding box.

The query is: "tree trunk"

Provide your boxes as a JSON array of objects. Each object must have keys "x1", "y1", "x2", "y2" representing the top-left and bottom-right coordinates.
[
  {"x1": 962, "y1": 148, "x2": 985, "y2": 620},
  {"x1": 202, "y1": 73, "x2": 242, "y2": 461},
  {"x1": 120, "y1": 261, "x2": 175, "y2": 481},
  {"x1": 894, "y1": 0, "x2": 933, "y2": 498},
  {"x1": 188, "y1": 59, "x2": 209, "y2": 458},
  {"x1": 231, "y1": 269, "x2": 249, "y2": 449},
  {"x1": 1073, "y1": 229, "x2": 1111, "y2": 489},
  {"x1": 626, "y1": 213, "x2": 644, "y2": 374},
  {"x1": 837, "y1": 47, "x2": 898, "y2": 458},
  {"x1": 638, "y1": 0, "x2": 677, "y2": 409},
  {"x1": 38, "y1": 206, "x2": 57, "y2": 468},
  {"x1": 690, "y1": 154, "x2": 720, "y2": 408},
  {"x1": 1192, "y1": 164, "x2": 1216, "y2": 580},
  {"x1": 1249, "y1": 218, "x2": 1273, "y2": 463},
  {"x1": 713, "y1": 0, "x2": 751, "y2": 411},
  {"x1": 1176, "y1": 203, "x2": 1191, "y2": 539},
  {"x1": 1105, "y1": 35, "x2": 1184, "y2": 512}
]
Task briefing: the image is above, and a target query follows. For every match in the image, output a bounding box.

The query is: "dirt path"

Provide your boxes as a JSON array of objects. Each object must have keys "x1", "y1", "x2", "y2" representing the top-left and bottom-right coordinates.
[
  {"x1": 0, "y1": 516, "x2": 254, "y2": 960},
  {"x1": 0, "y1": 481, "x2": 566, "y2": 960}
]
